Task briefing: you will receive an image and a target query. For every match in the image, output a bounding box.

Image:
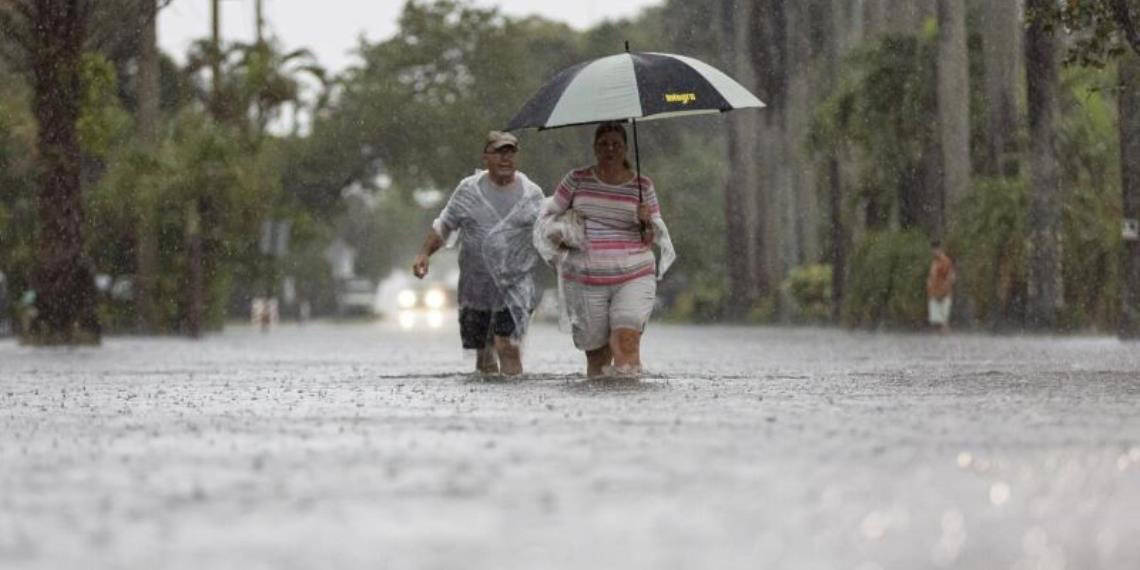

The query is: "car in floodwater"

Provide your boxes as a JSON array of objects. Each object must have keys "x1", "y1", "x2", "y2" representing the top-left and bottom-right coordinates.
[
  {"x1": 375, "y1": 268, "x2": 458, "y2": 330},
  {"x1": 391, "y1": 280, "x2": 456, "y2": 329}
]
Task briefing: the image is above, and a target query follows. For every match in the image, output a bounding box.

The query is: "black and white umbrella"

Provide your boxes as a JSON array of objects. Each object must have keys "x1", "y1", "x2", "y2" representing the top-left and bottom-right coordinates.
[
  {"x1": 506, "y1": 47, "x2": 764, "y2": 208},
  {"x1": 506, "y1": 50, "x2": 764, "y2": 131}
]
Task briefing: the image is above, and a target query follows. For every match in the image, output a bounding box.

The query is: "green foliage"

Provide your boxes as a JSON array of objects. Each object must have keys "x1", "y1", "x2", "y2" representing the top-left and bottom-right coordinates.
[
  {"x1": 643, "y1": 124, "x2": 727, "y2": 292},
  {"x1": 948, "y1": 176, "x2": 1028, "y2": 328},
  {"x1": 842, "y1": 230, "x2": 930, "y2": 329},
  {"x1": 948, "y1": 68, "x2": 1123, "y2": 332},
  {"x1": 810, "y1": 25, "x2": 987, "y2": 229},
  {"x1": 781, "y1": 264, "x2": 833, "y2": 323},
  {"x1": 809, "y1": 33, "x2": 938, "y2": 227},
  {"x1": 87, "y1": 109, "x2": 281, "y2": 332},
  {"x1": 77, "y1": 52, "x2": 132, "y2": 156},
  {"x1": 330, "y1": 0, "x2": 516, "y2": 193},
  {"x1": 1028, "y1": 0, "x2": 1140, "y2": 67},
  {"x1": 1056, "y1": 67, "x2": 1123, "y2": 330},
  {"x1": 664, "y1": 270, "x2": 728, "y2": 323},
  {"x1": 0, "y1": 65, "x2": 36, "y2": 313},
  {"x1": 277, "y1": 211, "x2": 337, "y2": 313}
]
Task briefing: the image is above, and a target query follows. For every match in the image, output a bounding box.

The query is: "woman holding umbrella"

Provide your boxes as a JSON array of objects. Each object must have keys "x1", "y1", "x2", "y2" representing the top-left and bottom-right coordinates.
[
  {"x1": 513, "y1": 45, "x2": 763, "y2": 377},
  {"x1": 539, "y1": 121, "x2": 673, "y2": 377}
]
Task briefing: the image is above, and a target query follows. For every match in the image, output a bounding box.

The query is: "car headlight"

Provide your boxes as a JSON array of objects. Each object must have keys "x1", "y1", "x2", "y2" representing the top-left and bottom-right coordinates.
[
  {"x1": 424, "y1": 288, "x2": 445, "y2": 309},
  {"x1": 397, "y1": 289, "x2": 417, "y2": 309}
]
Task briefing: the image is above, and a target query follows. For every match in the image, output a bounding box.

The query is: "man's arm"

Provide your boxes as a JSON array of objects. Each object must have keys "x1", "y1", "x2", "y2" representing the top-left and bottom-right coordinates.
[
  {"x1": 414, "y1": 177, "x2": 466, "y2": 278},
  {"x1": 412, "y1": 229, "x2": 445, "y2": 279}
]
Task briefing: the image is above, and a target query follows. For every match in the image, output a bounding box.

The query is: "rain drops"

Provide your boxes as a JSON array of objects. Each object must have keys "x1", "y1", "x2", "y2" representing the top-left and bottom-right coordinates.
[
  {"x1": 1118, "y1": 446, "x2": 1140, "y2": 472},
  {"x1": 861, "y1": 510, "x2": 890, "y2": 540},
  {"x1": 860, "y1": 507, "x2": 908, "y2": 541},
  {"x1": 1013, "y1": 526, "x2": 1067, "y2": 570},
  {"x1": 930, "y1": 509, "x2": 966, "y2": 567},
  {"x1": 989, "y1": 481, "x2": 1011, "y2": 506},
  {"x1": 956, "y1": 451, "x2": 972, "y2": 469}
]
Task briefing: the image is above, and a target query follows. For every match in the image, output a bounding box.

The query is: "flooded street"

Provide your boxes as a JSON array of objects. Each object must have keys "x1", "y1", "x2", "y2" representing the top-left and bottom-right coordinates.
[{"x1": 1, "y1": 322, "x2": 1138, "y2": 569}]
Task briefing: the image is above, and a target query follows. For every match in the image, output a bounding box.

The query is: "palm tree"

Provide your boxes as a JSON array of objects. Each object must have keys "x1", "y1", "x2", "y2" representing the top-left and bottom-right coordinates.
[
  {"x1": 0, "y1": 0, "x2": 100, "y2": 344},
  {"x1": 183, "y1": 37, "x2": 328, "y2": 141}
]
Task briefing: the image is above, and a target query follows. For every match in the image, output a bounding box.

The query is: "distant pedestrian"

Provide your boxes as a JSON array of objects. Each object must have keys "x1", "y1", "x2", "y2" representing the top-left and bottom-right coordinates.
[
  {"x1": 412, "y1": 131, "x2": 544, "y2": 375},
  {"x1": 926, "y1": 240, "x2": 956, "y2": 333}
]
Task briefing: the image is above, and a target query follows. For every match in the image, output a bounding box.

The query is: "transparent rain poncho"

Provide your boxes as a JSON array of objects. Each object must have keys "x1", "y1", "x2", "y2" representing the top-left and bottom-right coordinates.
[{"x1": 433, "y1": 170, "x2": 544, "y2": 344}]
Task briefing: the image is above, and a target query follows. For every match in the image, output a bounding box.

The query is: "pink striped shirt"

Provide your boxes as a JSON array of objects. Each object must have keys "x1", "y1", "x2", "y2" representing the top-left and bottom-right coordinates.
[{"x1": 550, "y1": 167, "x2": 662, "y2": 285}]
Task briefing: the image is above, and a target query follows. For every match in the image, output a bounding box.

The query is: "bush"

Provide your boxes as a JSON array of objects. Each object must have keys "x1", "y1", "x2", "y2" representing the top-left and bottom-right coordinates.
[
  {"x1": 663, "y1": 270, "x2": 728, "y2": 323},
  {"x1": 781, "y1": 264, "x2": 832, "y2": 323},
  {"x1": 842, "y1": 230, "x2": 929, "y2": 329}
]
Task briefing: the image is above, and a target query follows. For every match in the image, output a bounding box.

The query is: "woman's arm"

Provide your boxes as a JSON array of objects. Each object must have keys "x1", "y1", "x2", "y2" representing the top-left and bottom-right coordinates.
[
  {"x1": 637, "y1": 177, "x2": 663, "y2": 244},
  {"x1": 541, "y1": 172, "x2": 579, "y2": 242}
]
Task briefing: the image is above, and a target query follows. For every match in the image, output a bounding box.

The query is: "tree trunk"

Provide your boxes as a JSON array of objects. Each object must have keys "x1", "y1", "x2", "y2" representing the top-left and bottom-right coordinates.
[
  {"x1": 136, "y1": 0, "x2": 160, "y2": 333},
  {"x1": 751, "y1": 0, "x2": 786, "y2": 301},
  {"x1": 719, "y1": 0, "x2": 765, "y2": 317},
  {"x1": 1119, "y1": 52, "x2": 1140, "y2": 339},
  {"x1": 936, "y1": 0, "x2": 971, "y2": 235},
  {"x1": 828, "y1": 156, "x2": 845, "y2": 321},
  {"x1": 1024, "y1": 0, "x2": 1064, "y2": 330},
  {"x1": 784, "y1": 1, "x2": 828, "y2": 287},
  {"x1": 28, "y1": 0, "x2": 100, "y2": 345},
  {"x1": 825, "y1": 0, "x2": 853, "y2": 322},
  {"x1": 866, "y1": 0, "x2": 936, "y2": 36},
  {"x1": 979, "y1": 0, "x2": 1023, "y2": 177},
  {"x1": 178, "y1": 0, "x2": 219, "y2": 338},
  {"x1": 976, "y1": 0, "x2": 1024, "y2": 331}
]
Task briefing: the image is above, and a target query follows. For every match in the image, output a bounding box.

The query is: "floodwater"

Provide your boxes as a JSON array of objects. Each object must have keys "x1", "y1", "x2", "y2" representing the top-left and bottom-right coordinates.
[{"x1": 1, "y1": 321, "x2": 1138, "y2": 569}]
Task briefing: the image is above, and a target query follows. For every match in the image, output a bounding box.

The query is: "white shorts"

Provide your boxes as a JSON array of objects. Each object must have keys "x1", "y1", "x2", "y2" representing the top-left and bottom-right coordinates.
[
  {"x1": 562, "y1": 274, "x2": 656, "y2": 351},
  {"x1": 928, "y1": 297, "x2": 952, "y2": 325}
]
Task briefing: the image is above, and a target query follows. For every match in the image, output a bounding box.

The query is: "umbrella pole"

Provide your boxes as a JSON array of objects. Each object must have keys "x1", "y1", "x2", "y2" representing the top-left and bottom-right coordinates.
[
  {"x1": 626, "y1": 41, "x2": 644, "y2": 205},
  {"x1": 632, "y1": 118, "x2": 646, "y2": 236},
  {"x1": 632, "y1": 118, "x2": 642, "y2": 202}
]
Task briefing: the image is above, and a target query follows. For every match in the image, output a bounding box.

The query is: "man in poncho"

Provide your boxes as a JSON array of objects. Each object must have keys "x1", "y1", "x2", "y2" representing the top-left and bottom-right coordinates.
[{"x1": 412, "y1": 131, "x2": 544, "y2": 375}]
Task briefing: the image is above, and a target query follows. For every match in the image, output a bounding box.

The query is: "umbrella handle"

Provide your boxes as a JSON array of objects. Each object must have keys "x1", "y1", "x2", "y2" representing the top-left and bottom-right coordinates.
[{"x1": 632, "y1": 118, "x2": 648, "y2": 238}]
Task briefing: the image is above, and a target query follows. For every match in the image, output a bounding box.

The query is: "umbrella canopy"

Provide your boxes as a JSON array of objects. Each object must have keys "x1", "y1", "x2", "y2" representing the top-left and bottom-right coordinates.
[{"x1": 506, "y1": 51, "x2": 765, "y2": 131}]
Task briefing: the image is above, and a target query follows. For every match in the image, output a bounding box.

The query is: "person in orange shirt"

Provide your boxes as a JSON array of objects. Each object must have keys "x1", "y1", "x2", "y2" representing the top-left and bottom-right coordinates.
[{"x1": 926, "y1": 241, "x2": 956, "y2": 333}]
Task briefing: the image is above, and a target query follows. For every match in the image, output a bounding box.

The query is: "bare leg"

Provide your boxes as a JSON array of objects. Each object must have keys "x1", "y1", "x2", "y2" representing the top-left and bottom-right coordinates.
[
  {"x1": 476, "y1": 345, "x2": 499, "y2": 374},
  {"x1": 494, "y1": 335, "x2": 522, "y2": 376},
  {"x1": 610, "y1": 327, "x2": 642, "y2": 374},
  {"x1": 585, "y1": 345, "x2": 612, "y2": 377}
]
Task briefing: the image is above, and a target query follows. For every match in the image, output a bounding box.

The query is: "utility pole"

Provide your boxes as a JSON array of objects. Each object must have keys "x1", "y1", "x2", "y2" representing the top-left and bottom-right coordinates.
[
  {"x1": 211, "y1": 0, "x2": 222, "y2": 117},
  {"x1": 255, "y1": 0, "x2": 264, "y2": 44}
]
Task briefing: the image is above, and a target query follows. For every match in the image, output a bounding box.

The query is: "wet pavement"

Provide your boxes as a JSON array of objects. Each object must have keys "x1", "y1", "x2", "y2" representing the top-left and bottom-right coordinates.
[{"x1": 1, "y1": 321, "x2": 1138, "y2": 569}]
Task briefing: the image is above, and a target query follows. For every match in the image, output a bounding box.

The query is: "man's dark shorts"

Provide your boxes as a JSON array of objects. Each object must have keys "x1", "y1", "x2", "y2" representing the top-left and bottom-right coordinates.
[{"x1": 459, "y1": 307, "x2": 516, "y2": 349}]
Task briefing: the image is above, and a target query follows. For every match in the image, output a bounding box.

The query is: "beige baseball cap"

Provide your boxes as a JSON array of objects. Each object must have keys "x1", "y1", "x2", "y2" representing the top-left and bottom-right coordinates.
[{"x1": 484, "y1": 130, "x2": 519, "y2": 152}]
